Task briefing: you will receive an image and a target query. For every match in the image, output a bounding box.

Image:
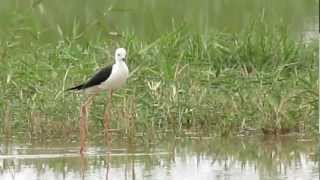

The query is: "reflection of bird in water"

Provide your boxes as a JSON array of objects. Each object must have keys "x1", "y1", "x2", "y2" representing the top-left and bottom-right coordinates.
[
  {"x1": 105, "y1": 151, "x2": 111, "y2": 180},
  {"x1": 79, "y1": 155, "x2": 87, "y2": 180},
  {"x1": 67, "y1": 48, "x2": 129, "y2": 154}
]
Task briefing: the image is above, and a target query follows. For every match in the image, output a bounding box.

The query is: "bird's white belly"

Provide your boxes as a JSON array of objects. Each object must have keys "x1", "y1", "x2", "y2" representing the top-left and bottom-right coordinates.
[{"x1": 100, "y1": 63, "x2": 129, "y2": 90}]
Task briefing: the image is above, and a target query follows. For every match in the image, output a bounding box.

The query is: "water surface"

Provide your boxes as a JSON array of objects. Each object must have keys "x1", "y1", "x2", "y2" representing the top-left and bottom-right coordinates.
[
  {"x1": 0, "y1": 0, "x2": 317, "y2": 41},
  {"x1": 0, "y1": 136, "x2": 318, "y2": 180}
]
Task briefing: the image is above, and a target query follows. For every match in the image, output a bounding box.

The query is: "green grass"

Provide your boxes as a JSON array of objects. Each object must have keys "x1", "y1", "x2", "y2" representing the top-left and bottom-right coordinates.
[{"x1": 0, "y1": 23, "x2": 318, "y2": 138}]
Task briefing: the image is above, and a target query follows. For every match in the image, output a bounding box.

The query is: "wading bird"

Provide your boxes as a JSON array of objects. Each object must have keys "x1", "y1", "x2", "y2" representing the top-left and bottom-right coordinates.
[{"x1": 66, "y1": 48, "x2": 129, "y2": 154}]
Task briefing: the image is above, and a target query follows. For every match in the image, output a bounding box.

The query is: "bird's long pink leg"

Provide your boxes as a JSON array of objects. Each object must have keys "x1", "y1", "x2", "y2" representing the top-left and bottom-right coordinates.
[
  {"x1": 80, "y1": 95, "x2": 94, "y2": 154},
  {"x1": 80, "y1": 104, "x2": 87, "y2": 154},
  {"x1": 104, "y1": 89, "x2": 113, "y2": 146}
]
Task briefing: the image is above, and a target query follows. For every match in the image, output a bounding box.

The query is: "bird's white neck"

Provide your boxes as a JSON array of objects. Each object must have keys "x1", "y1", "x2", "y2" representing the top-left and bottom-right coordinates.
[{"x1": 115, "y1": 59, "x2": 125, "y2": 65}]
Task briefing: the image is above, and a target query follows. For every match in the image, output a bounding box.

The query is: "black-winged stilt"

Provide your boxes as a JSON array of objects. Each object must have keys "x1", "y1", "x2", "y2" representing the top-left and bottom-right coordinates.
[{"x1": 66, "y1": 48, "x2": 129, "y2": 154}]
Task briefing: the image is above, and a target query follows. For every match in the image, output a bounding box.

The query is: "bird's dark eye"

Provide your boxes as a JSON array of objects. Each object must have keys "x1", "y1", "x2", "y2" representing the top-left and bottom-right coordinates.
[{"x1": 117, "y1": 54, "x2": 120, "y2": 56}]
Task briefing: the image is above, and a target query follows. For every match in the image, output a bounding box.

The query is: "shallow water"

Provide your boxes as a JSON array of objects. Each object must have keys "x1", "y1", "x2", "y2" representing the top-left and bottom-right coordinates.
[
  {"x1": 0, "y1": 0, "x2": 317, "y2": 41},
  {"x1": 0, "y1": 136, "x2": 318, "y2": 180}
]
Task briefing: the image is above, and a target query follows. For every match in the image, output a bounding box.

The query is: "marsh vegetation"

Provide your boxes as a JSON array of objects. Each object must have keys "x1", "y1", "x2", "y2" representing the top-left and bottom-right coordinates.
[{"x1": 0, "y1": 24, "x2": 318, "y2": 138}]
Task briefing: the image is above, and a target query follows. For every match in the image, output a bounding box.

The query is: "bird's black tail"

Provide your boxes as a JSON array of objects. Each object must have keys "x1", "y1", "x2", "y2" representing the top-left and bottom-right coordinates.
[{"x1": 65, "y1": 84, "x2": 84, "y2": 91}]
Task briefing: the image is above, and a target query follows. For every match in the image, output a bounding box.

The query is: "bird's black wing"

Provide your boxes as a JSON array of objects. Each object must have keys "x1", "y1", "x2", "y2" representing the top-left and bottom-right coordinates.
[{"x1": 66, "y1": 65, "x2": 113, "y2": 91}]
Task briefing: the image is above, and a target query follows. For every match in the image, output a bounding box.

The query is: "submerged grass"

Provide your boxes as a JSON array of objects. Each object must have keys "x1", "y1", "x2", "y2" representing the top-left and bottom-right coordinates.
[{"x1": 0, "y1": 22, "x2": 318, "y2": 138}]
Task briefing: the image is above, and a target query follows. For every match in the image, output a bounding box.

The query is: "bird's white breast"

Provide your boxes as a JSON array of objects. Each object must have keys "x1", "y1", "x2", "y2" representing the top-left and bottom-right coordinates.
[{"x1": 100, "y1": 62, "x2": 129, "y2": 90}]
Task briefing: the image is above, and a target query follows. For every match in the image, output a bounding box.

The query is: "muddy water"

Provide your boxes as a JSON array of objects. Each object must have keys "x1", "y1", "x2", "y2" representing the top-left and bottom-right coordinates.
[{"x1": 0, "y1": 136, "x2": 318, "y2": 180}]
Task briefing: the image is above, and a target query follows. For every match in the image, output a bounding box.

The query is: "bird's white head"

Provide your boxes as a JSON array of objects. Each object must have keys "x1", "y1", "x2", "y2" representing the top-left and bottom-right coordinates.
[{"x1": 115, "y1": 48, "x2": 127, "y2": 62}]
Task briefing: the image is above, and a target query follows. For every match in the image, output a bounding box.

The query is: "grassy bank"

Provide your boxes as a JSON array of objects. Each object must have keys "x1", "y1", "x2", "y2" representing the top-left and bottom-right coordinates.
[{"x1": 0, "y1": 24, "x2": 318, "y2": 138}]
